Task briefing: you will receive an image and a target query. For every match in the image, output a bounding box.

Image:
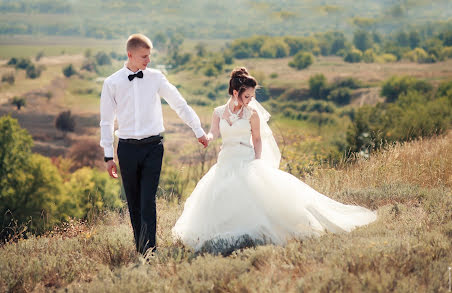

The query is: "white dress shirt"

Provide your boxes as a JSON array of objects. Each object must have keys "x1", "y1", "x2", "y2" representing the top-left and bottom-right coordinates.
[{"x1": 100, "y1": 64, "x2": 205, "y2": 157}]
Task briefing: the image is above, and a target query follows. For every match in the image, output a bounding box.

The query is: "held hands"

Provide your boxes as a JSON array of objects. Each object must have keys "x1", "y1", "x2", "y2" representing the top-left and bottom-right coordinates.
[
  {"x1": 198, "y1": 135, "x2": 209, "y2": 148},
  {"x1": 106, "y1": 160, "x2": 119, "y2": 179}
]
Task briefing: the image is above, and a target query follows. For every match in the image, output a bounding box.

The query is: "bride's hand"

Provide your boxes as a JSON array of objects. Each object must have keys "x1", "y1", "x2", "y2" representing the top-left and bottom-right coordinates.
[{"x1": 206, "y1": 133, "x2": 214, "y2": 141}]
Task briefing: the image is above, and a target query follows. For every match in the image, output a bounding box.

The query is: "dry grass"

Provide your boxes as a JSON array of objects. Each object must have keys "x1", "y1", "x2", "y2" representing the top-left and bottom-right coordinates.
[
  {"x1": 1, "y1": 131, "x2": 451, "y2": 292},
  {"x1": 306, "y1": 131, "x2": 452, "y2": 195},
  {"x1": 238, "y1": 57, "x2": 452, "y2": 89}
]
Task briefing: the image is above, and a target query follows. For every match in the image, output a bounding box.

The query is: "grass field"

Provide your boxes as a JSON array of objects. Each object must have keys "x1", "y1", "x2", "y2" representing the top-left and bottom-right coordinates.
[{"x1": 1, "y1": 130, "x2": 451, "y2": 292}]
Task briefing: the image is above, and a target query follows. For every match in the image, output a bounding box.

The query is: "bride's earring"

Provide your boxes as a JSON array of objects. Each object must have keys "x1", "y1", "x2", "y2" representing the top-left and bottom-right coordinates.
[{"x1": 233, "y1": 99, "x2": 238, "y2": 106}]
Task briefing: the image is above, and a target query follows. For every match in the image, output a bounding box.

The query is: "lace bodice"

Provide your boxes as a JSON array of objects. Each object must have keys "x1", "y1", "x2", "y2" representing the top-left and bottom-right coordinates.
[{"x1": 214, "y1": 104, "x2": 253, "y2": 146}]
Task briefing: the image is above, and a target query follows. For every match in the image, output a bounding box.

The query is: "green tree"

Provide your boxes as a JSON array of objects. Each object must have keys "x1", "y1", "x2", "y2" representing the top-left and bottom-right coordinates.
[
  {"x1": 55, "y1": 110, "x2": 76, "y2": 137},
  {"x1": 363, "y1": 49, "x2": 376, "y2": 63},
  {"x1": 153, "y1": 32, "x2": 167, "y2": 51},
  {"x1": 64, "y1": 167, "x2": 122, "y2": 219},
  {"x1": 289, "y1": 51, "x2": 314, "y2": 70},
  {"x1": 95, "y1": 52, "x2": 112, "y2": 66},
  {"x1": 353, "y1": 30, "x2": 373, "y2": 52},
  {"x1": 63, "y1": 64, "x2": 77, "y2": 77},
  {"x1": 328, "y1": 87, "x2": 351, "y2": 105},
  {"x1": 195, "y1": 42, "x2": 207, "y2": 57},
  {"x1": 2, "y1": 72, "x2": 15, "y2": 84},
  {"x1": 381, "y1": 75, "x2": 433, "y2": 103},
  {"x1": 15, "y1": 58, "x2": 33, "y2": 70},
  {"x1": 436, "y1": 80, "x2": 452, "y2": 99},
  {"x1": 25, "y1": 64, "x2": 42, "y2": 79},
  {"x1": 344, "y1": 49, "x2": 363, "y2": 63},
  {"x1": 11, "y1": 96, "x2": 26, "y2": 110},
  {"x1": 0, "y1": 116, "x2": 67, "y2": 238},
  {"x1": 309, "y1": 74, "x2": 328, "y2": 99},
  {"x1": 409, "y1": 31, "x2": 421, "y2": 49},
  {"x1": 259, "y1": 39, "x2": 289, "y2": 58}
]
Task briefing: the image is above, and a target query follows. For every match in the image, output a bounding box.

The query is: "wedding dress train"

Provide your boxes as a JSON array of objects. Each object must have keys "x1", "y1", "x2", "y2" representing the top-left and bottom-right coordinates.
[{"x1": 172, "y1": 101, "x2": 377, "y2": 253}]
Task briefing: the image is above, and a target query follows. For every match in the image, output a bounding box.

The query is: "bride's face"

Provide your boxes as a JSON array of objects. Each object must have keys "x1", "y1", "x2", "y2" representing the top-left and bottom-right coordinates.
[{"x1": 235, "y1": 87, "x2": 255, "y2": 106}]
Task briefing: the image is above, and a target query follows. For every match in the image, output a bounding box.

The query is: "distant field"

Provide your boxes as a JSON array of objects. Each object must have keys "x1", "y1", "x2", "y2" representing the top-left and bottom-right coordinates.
[
  {"x1": 1, "y1": 42, "x2": 452, "y2": 180},
  {"x1": 0, "y1": 35, "x2": 229, "y2": 59},
  {"x1": 0, "y1": 36, "x2": 125, "y2": 59}
]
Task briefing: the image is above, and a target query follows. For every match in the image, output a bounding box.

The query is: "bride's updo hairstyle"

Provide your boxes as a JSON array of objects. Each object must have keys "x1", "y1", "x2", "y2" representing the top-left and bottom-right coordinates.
[{"x1": 228, "y1": 67, "x2": 257, "y2": 98}]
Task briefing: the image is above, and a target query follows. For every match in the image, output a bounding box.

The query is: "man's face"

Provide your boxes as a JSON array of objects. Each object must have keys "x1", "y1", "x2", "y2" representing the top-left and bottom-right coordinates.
[{"x1": 128, "y1": 46, "x2": 151, "y2": 71}]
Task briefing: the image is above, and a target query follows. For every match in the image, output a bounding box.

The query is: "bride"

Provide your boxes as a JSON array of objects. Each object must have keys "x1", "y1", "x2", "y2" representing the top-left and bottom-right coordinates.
[{"x1": 172, "y1": 67, "x2": 377, "y2": 254}]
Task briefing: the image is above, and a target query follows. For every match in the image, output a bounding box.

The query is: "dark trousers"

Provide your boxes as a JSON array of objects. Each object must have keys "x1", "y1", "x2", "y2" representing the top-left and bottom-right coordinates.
[{"x1": 117, "y1": 137, "x2": 164, "y2": 254}]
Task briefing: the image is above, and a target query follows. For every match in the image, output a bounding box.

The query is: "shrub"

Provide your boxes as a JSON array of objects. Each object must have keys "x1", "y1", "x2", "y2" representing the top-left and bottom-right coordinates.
[
  {"x1": 15, "y1": 58, "x2": 33, "y2": 70},
  {"x1": 204, "y1": 65, "x2": 217, "y2": 77},
  {"x1": 283, "y1": 36, "x2": 317, "y2": 55},
  {"x1": 11, "y1": 96, "x2": 25, "y2": 110},
  {"x1": 223, "y1": 51, "x2": 234, "y2": 64},
  {"x1": 269, "y1": 73, "x2": 278, "y2": 79},
  {"x1": 212, "y1": 56, "x2": 225, "y2": 72},
  {"x1": 207, "y1": 92, "x2": 216, "y2": 100},
  {"x1": 403, "y1": 48, "x2": 436, "y2": 63},
  {"x1": 7, "y1": 57, "x2": 17, "y2": 65},
  {"x1": 1, "y1": 72, "x2": 15, "y2": 84},
  {"x1": 95, "y1": 52, "x2": 112, "y2": 66},
  {"x1": 64, "y1": 167, "x2": 123, "y2": 219},
  {"x1": 25, "y1": 64, "x2": 42, "y2": 79},
  {"x1": 67, "y1": 140, "x2": 104, "y2": 171},
  {"x1": 440, "y1": 46, "x2": 452, "y2": 60},
  {"x1": 259, "y1": 39, "x2": 289, "y2": 58},
  {"x1": 346, "y1": 90, "x2": 450, "y2": 154},
  {"x1": 363, "y1": 49, "x2": 376, "y2": 63},
  {"x1": 328, "y1": 87, "x2": 352, "y2": 105},
  {"x1": 81, "y1": 58, "x2": 98, "y2": 72},
  {"x1": 436, "y1": 80, "x2": 452, "y2": 98},
  {"x1": 376, "y1": 53, "x2": 398, "y2": 63},
  {"x1": 381, "y1": 75, "x2": 433, "y2": 103},
  {"x1": 331, "y1": 77, "x2": 363, "y2": 89},
  {"x1": 288, "y1": 51, "x2": 314, "y2": 70},
  {"x1": 308, "y1": 74, "x2": 328, "y2": 99},
  {"x1": 344, "y1": 49, "x2": 363, "y2": 63},
  {"x1": 55, "y1": 110, "x2": 76, "y2": 136},
  {"x1": 63, "y1": 64, "x2": 77, "y2": 77},
  {"x1": 353, "y1": 30, "x2": 373, "y2": 52},
  {"x1": 35, "y1": 51, "x2": 44, "y2": 61}
]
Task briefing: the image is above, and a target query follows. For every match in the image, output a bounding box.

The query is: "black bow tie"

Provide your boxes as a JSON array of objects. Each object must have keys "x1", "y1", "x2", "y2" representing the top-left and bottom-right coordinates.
[{"x1": 128, "y1": 71, "x2": 143, "y2": 81}]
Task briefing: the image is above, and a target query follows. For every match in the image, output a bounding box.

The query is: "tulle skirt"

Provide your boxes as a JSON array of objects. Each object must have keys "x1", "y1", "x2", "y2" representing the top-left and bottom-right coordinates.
[{"x1": 172, "y1": 144, "x2": 377, "y2": 252}]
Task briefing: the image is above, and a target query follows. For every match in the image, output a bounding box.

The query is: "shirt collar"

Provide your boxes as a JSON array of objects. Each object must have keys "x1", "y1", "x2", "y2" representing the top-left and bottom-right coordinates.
[{"x1": 123, "y1": 62, "x2": 144, "y2": 75}]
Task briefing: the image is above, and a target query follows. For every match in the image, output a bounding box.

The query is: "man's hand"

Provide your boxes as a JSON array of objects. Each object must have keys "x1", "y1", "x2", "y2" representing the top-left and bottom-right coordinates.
[
  {"x1": 106, "y1": 160, "x2": 119, "y2": 179},
  {"x1": 198, "y1": 135, "x2": 209, "y2": 148}
]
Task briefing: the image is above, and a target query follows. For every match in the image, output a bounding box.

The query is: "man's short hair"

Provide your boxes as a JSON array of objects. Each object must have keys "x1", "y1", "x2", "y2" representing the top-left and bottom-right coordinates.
[{"x1": 126, "y1": 34, "x2": 153, "y2": 51}]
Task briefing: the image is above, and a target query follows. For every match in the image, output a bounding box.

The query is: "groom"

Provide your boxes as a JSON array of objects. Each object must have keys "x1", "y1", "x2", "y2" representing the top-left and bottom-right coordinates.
[{"x1": 100, "y1": 33, "x2": 208, "y2": 255}]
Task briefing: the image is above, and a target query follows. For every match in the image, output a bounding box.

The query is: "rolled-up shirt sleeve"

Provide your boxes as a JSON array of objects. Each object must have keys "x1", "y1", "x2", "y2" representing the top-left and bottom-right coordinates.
[
  {"x1": 158, "y1": 73, "x2": 205, "y2": 138},
  {"x1": 99, "y1": 79, "x2": 116, "y2": 157}
]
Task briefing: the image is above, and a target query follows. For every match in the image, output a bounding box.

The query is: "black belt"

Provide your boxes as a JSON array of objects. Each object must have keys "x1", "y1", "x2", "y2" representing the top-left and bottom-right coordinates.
[{"x1": 119, "y1": 135, "x2": 163, "y2": 145}]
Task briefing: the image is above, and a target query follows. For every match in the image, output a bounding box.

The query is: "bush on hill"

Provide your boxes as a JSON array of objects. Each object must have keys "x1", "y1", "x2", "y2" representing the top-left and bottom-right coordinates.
[
  {"x1": 381, "y1": 75, "x2": 433, "y2": 103},
  {"x1": 289, "y1": 51, "x2": 314, "y2": 70}
]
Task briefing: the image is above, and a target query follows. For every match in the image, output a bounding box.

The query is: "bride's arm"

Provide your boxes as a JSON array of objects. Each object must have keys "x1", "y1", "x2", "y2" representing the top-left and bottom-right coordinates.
[
  {"x1": 250, "y1": 110, "x2": 262, "y2": 159},
  {"x1": 206, "y1": 110, "x2": 220, "y2": 141}
]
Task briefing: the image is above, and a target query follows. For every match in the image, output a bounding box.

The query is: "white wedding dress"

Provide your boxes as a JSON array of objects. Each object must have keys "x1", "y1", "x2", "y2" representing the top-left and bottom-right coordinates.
[{"x1": 172, "y1": 101, "x2": 377, "y2": 253}]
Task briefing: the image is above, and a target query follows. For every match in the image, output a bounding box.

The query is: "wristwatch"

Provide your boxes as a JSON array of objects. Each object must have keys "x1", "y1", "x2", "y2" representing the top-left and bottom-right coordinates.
[{"x1": 104, "y1": 157, "x2": 113, "y2": 162}]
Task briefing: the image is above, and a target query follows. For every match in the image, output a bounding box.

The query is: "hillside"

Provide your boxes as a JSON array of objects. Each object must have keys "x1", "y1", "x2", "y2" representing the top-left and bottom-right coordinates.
[
  {"x1": 1, "y1": 130, "x2": 451, "y2": 292},
  {"x1": 0, "y1": 0, "x2": 451, "y2": 39}
]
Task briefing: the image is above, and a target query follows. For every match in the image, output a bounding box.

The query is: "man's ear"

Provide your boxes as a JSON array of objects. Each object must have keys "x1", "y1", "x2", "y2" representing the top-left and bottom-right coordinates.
[{"x1": 127, "y1": 51, "x2": 132, "y2": 58}]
